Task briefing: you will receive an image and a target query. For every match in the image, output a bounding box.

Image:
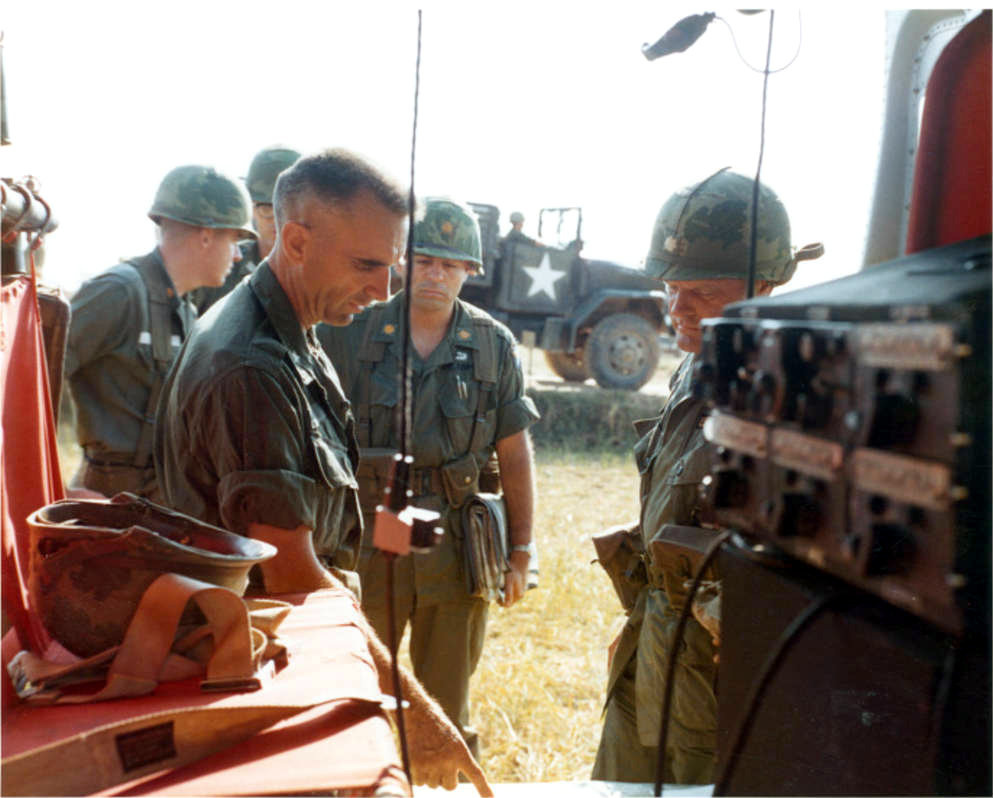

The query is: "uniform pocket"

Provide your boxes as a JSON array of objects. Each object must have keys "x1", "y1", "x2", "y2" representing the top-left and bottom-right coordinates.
[
  {"x1": 440, "y1": 376, "x2": 494, "y2": 455},
  {"x1": 311, "y1": 431, "x2": 359, "y2": 491},
  {"x1": 368, "y1": 368, "x2": 399, "y2": 409},
  {"x1": 439, "y1": 452, "x2": 481, "y2": 510},
  {"x1": 662, "y1": 435, "x2": 712, "y2": 489}
]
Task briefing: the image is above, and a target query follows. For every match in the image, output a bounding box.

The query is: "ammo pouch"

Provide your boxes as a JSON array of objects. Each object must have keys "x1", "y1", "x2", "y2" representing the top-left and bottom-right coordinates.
[
  {"x1": 440, "y1": 451, "x2": 480, "y2": 509},
  {"x1": 647, "y1": 523, "x2": 722, "y2": 614},
  {"x1": 592, "y1": 522, "x2": 648, "y2": 612},
  {"x1": 479, "y1": 452, "x2": 501, "y2": 493}
]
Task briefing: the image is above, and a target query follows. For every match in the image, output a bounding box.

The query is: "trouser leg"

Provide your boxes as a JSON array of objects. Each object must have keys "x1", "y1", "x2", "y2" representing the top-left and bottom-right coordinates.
[
  {"x1": 635, "y1": 590, "x2": 717, "y2": 785},
  {"x1": 592, "y1": 651, "x2": 660, "y2": 782},
  {"x1": 358, "y1": 549, "x2": 416, "y2": 651},
  {"x1": 409, "y1": 597, "x2": 488, "y2": 758}
]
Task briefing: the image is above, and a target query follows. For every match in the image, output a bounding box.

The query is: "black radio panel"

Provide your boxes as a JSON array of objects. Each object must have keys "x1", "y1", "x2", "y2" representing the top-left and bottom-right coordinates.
[{"x1": 696, "y1": 235, "x2": 991, "y2": 634}]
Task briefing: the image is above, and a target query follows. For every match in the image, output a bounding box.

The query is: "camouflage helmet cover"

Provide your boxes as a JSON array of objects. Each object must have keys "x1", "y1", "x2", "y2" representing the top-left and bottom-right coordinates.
[
  {"x1": 148, "y1": 165, "x2": 256, "y2": 239},
  {"x1": 645, "y1": 168, "x2": 814, "y2": 285},
  {"x1": 27, "y1": 495, "x2": 276, "y2": 657},
  {"x1": 413, "y1": 197, "x2": 483, "y2": 270},
  {"x1": 245, "y1": 146, "x2": 301, "y2": 204}
]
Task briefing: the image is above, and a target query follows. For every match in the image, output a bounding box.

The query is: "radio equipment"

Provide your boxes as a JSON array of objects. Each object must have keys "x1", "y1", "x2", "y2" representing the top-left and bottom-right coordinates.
[{"x1": 697, "y1": 235, "x2": 990, "y2": 635}]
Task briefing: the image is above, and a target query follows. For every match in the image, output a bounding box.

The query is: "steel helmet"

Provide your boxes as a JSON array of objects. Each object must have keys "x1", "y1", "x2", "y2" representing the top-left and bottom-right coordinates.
[
  {"x1": 645, "y1": 168, "x2": 821, "y2": 285},
  {"x1": 413, "y1": 197, "x2": 483, "y2": 271},
  {"x1": 509, "y1": 211, "x2": 525, "y2": 225},
  {"x1": 27, "y1": 494, "x2": 276, "y2": 657},
  {"x1": 148, "y1": 165, "x2": 256, "y2": 239},
  {"x1": 245, "y1": 146, "x2": 301, "y2": 204}
]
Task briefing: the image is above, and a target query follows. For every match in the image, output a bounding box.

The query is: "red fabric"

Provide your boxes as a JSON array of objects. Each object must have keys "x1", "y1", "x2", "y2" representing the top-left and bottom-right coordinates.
[
  {"x1": 2, "y1": 589, "x2": 409, "y2": 796},
  {"x1": 906, "y1": 11, "x2": 992, "y2": 253},
  {"x1": 1, "y1": 273, "x2": 64, "y2": 661},
  {"x1": 106, "y1": 704, "x2": 408, "y2": 797}
]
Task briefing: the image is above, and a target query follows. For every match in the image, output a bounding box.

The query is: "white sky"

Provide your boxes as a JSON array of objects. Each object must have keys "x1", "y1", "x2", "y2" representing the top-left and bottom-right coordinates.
[{"x1": 3, "y1": 4, "x2": 892, "y2": 295}]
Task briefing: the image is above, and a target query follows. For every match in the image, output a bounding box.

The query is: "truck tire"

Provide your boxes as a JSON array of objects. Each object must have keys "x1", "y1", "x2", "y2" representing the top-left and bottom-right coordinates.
[
  {"x1": 544, "y1": 350, "x2": 590, "y2": 382},
  {"x1": 584, "y1": 313, "x2": 661, "y2": 391}
]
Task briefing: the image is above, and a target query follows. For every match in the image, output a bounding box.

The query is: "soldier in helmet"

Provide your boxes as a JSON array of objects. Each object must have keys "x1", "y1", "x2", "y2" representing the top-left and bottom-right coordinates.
[
  {"x1": 154, "y1": 154, "x2": 493, "y2": 793},
  {"x1": 66, "y1": 164, "x2": 254, "y2": 501},
  {"x1": 318, "y1": 196, "x2": 540, "y2": 758},
  {"x1": 591, "y1": 168, "x2": 822, "y2": 784},
  {"x1": 189, "y1": 146, "x2": 300, "y2": 314}
]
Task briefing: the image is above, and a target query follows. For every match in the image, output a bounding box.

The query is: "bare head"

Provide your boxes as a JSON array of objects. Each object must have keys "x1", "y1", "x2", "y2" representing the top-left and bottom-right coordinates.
[{"x1": 269, "y1": 149, "x2": 408, "y2": 328}]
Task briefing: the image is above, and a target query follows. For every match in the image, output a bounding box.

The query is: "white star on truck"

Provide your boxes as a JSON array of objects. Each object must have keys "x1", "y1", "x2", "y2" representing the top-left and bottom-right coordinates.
[{"x1": 522, "y1": 252, "x2": 567, "y2": 299}]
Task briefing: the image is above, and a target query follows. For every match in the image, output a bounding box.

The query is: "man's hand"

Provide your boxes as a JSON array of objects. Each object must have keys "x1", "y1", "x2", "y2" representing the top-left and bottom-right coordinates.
[
  {"x1": 360, "y1": 604, "x2": 493, "y2": 796},
  {"x1": 405, "y1": 699, "x2": 493, "y2": 795},
  {"x1": 500, "y1": 549, "x2": 529, "y2": 607},
  {"x1": 495, "y1": 430, "x2": 535, "y2": 611}
]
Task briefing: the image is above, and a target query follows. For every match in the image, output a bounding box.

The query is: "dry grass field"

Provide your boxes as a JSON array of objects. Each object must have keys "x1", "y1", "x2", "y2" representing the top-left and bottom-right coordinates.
[{"x1": 467, "y1": 448, "x2": 639, "y2": 782}]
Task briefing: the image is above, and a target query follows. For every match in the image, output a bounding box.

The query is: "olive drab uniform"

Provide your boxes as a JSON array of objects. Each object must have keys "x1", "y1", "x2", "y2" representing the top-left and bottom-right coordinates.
[
  {"x1": 592, "y1": 353, "x2": 717, "y2": 784},
  {"x1": 154, "y1": 262, "x2": 361, "y2": 571},
  {"x1": 188, "y1": 239, "x2": 260, "y2": 316},
  {"x1": 317, "y1": 292, "x2": 539, "y2": 755},
  {"x1": 66, "y1": 249, "x2": 195, "y2": 501}
]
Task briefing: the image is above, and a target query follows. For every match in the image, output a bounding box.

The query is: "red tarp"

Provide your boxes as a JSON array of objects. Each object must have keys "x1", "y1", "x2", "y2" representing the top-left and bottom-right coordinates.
[
  {"x1": 1, "y1": 271, "x2": 407, "y2": 794},
  {"x1": 1, "y1": 273, "x2": 64, "y2": 662},
  {"x1": 3, "y1": 589, "x2": 409, "y2": 796}
]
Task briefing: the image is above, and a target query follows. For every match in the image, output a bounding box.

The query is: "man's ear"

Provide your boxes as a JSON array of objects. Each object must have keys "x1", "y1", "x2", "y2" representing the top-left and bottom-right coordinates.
[
  {"x1": 757, "y1": 279, "x2": 776, "y2": 297},
  {"x1": 280, "y1": 221, "x2": 309, "y2": 263}
]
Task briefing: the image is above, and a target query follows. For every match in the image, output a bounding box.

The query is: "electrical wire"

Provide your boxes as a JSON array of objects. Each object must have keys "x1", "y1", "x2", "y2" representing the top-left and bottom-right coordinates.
[
  {"x1": 385, "y1": 553, "x2": 410, "y2": 783},
  {"x1": 653, "y1": 530, "x2": 732, "y2": 797},
  {"x1": 745, "y1": 10, "x2": 775, "y2": 300},
  {"x1": 714, "y1": 11, "x2": 802, "y2": 75},
  {"x1": 712, "y1": 591, "x2": 844, "y2": 795}
]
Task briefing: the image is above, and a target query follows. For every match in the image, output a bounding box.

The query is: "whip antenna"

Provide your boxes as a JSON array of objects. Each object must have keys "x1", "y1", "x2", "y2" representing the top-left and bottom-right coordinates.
[{"x1": 382, "y1": 9, "x2": 423, "y2": 788}]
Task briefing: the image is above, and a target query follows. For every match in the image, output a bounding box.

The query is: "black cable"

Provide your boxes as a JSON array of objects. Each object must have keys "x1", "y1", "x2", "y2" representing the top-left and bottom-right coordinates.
[
  {"x1": 399, "y1": 9, "x2": 422, "y2": 464},
  {"x1": 713, "y1": 591, "x2": 843, "y2": 795},
  {"x1": 384, "y1": 552, "x2": 411, "y2": 784},
  {"x1": 745, "y1": 10, "x2": 775, "y2": 300},
  {"x1": 715, "y1": 11, "x2": 802, "y2": 75},
  {"x1": 386, "y1": 10, "x2": 423, "y2": 787},
  {"x1": 653, "y1": 530, "x2": 732, "y2": 796}
]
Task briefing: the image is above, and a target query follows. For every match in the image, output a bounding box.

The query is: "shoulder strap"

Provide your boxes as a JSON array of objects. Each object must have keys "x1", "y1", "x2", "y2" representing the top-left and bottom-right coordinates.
[
  {"x1": 464, "y1": 309, "x2": 501, "y2": 455},
  {"x1": 125, "y1": 259, "x2": 175, "y2": 369},
  {"x1": 122, "y1": 258, "x2": 178, "y2": 469},
  {"x1": 461, "y1": 304, "x2": 498, "y2": 386},
  {"x1": 355, "y1": 304, "x2": 391, "y2": 448}
]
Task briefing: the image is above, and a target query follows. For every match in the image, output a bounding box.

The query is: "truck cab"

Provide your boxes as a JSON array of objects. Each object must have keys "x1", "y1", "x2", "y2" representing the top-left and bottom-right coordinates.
[{"x1": 462, "y1": 202, "x2": 672, "y2": 390}]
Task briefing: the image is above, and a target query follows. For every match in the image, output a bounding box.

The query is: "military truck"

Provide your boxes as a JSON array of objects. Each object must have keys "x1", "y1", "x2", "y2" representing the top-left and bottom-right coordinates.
[{"x1": 462, "y1": 203, "x2": 673, "y2": 391}]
